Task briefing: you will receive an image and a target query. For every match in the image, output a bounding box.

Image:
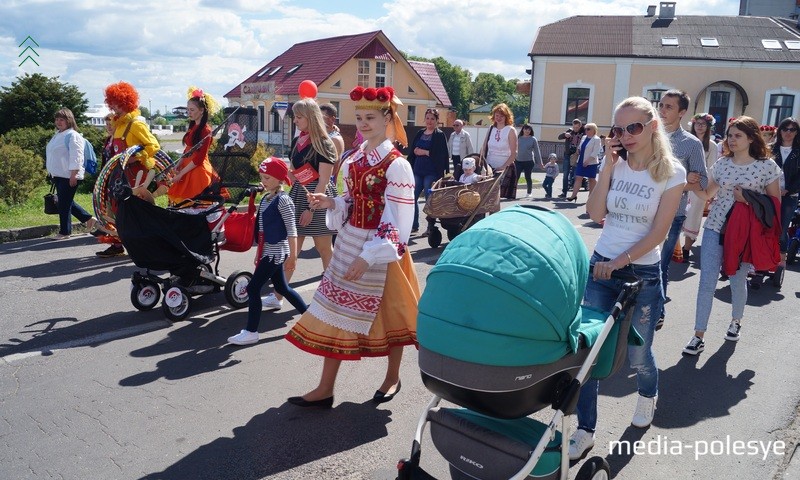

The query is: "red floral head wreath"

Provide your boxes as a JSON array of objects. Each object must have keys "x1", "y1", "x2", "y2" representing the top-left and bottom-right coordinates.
[{"x1": 349, "y1": 86, "x2": 407, "y2": 147}]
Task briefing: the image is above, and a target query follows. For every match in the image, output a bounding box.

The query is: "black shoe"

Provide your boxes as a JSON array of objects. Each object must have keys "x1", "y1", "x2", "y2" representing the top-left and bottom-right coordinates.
[
  {"x1": 682, "y1": 249, "x2": 690, "y2": 261},
  {"x1": 655, "y1": 316, "x2": 665, "y2": 331},
  {"x1": 558, "y1": 193, "x2": 567, "y2": 198},
  {"x1": 373, "y1": 380, "x2": 401, "y2": 404},
  {"x1": 96, "y1": 245, "x2": 125, "y2": 257},
  {"x1": 287, "y1": 395, "x2": 334, "y2": 408}
]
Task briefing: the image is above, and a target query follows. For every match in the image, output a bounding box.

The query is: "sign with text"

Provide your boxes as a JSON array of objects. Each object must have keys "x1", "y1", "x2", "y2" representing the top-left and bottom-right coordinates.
[
  {"x1": 241, "y1": 82, "x2": 276, "y2": 101},
  {"x1": 273, "y1": 101, "x2": 289, "y2": 120},
  {"x1": 292, "y1": 162, "x2": 319, "y2": 185}
]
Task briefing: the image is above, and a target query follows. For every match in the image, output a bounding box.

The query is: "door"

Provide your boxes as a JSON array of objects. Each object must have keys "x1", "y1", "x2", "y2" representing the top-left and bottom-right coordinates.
[{"x1": 708, "y1": 91, "x2": 731, "y2": 137}]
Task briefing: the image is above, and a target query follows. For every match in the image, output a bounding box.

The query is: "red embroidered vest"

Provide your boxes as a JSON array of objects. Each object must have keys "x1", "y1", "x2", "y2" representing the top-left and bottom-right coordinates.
[{"x1": 346, "y1": 149, "x2": 401, "y2": 229}]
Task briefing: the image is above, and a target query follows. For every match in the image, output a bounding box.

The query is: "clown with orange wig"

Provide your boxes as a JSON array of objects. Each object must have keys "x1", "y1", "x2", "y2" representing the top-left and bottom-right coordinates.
[{"x1": 94, "y1": 81, "x2": 164, "y2": 257}]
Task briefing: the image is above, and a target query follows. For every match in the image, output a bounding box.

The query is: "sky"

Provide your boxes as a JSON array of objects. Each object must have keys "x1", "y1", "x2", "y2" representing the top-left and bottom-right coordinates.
[{"x1": 0, "y1": 0, "x2": 739, "y2": 116}]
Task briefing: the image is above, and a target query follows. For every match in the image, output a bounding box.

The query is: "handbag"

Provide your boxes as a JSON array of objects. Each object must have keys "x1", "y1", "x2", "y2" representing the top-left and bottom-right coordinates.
[
  {"x1": 44, "y1": 182, "x2": 58, "y2": 214},
  {"x1": 570, "y1": 150, "x2": 580, "y2": 167}
]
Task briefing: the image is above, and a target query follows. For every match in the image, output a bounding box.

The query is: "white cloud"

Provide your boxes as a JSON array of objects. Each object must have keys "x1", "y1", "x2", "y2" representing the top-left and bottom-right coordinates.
[{"x1": 0, "y1": 0, "x2": 738, "y2": 115}]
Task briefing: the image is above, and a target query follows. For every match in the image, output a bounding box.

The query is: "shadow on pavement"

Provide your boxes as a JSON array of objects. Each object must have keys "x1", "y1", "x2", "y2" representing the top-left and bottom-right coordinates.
[
  {"x1": 138, "y1": 400, "x2": 392, "y2": 480},
  {"x1": 118, "y1": 299, "x2": 297, "y2": 386}
]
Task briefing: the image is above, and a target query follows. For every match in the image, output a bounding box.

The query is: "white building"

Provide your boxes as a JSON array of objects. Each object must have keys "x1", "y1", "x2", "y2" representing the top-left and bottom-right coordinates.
[{"x1": 84, "y1": 104, "x2": 111, "y2": 129}]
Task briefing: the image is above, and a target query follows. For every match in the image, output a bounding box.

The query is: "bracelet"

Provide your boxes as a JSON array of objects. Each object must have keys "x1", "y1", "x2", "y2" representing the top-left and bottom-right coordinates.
[{"x1": 624, "y1": 251, "x2": 633, "y2": 265}]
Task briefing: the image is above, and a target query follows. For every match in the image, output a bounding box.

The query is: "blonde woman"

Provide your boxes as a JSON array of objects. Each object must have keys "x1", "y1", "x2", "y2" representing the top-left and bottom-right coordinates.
[
  {"x1": 264, "y1": 99, "x2": 338, "y2": 310},
  {"x1": 569, "y1": 96, "x2": 685, "y2": 460},
  {"x1": 567, "y1": 123, "x2": 602, "y2": 202}
]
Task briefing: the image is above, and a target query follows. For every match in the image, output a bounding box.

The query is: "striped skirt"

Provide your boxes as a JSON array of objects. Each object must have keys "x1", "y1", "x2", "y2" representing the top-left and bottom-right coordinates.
[
  {"x1": 288, "y1": 180, "x2": 337, "y2": 237},
  {"x1": 285, "y1": 222, "x2": 419, "y2": 360}
]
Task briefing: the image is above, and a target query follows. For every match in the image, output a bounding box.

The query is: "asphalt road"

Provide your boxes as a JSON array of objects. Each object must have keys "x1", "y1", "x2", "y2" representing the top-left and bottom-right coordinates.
[{"x1": 1, "y1": 183, "x2": 799, "y2": 480}]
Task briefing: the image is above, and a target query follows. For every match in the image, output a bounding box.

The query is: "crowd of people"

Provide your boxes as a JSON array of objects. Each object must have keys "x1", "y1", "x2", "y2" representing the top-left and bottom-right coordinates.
[{"x1": 43, "y1": 81, "x2": 798, "y2": 432}]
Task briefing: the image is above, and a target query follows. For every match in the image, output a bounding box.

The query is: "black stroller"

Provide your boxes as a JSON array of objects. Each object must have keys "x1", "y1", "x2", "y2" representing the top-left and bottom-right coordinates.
[
  {"x1": 397, "y1": 205, "x2": 644, "y2": 480},
  {"x1": 113, "y1": 107, "x2": 263, "y2": 321}
]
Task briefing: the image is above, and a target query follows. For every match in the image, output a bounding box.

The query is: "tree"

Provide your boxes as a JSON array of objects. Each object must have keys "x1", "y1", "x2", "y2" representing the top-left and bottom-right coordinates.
[
  {"x1": 472, "y1": 73, "x2": 516, "y2": 107},
  {"x1": 0, "y1": 73, "x2": 89, "y2": 134},
  {"x1": 405, "y1": 54, "x2": 473, "y2": 119},
  {"x1": 139, "y1": 106, "x2": 151, "y2": 119}
]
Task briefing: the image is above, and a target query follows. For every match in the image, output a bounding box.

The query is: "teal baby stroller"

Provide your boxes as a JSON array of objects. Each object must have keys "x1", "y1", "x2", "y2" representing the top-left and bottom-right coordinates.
[{"x1": 397, "y1": 205, "x2": 643, "y2": 480}]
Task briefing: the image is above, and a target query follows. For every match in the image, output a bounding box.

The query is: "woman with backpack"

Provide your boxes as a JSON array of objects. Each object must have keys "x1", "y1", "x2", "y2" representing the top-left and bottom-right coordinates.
[{"x1": 45, "y1": 107, "x2": 97, "y2": 240}]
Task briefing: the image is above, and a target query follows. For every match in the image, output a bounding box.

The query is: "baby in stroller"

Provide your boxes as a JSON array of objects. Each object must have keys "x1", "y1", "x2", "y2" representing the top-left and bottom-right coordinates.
[{"x1": 458, "y1": 157, "x2": 485, "y2": 185}]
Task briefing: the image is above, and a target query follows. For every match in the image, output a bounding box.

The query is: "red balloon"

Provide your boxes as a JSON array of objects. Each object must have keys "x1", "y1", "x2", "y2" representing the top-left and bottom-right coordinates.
[{"x1": 298, "y1": 80, "x2": 317, "y2": 99}]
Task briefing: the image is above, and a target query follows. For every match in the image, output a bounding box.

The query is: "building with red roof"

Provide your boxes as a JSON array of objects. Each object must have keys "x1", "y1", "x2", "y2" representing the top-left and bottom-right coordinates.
[{"x1": 225, "y1": 30, "x2": 452, "y2": 148}]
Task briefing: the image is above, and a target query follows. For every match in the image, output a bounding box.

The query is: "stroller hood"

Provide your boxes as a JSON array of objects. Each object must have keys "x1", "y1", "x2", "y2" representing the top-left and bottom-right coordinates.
[{"x1": 418, "y1": 205, "x2": 590, "y2": 366}]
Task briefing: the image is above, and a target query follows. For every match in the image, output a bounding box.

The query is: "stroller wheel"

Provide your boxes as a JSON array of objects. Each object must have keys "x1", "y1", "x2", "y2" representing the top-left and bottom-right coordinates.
[
  {"x1": 772, "y1": 266, "x2": 784, "y2": 288},
  {"x1": 788, "y1": 238, "x2": 799, "y2": 264},
  {"x1": 162, "y1": 286, "x2": 192, "y2": 321},
  {"x1": 130, "y1": 279, "x2": 161, "y2": 311},
  {"x1": 427, "y1": 227, "x2": 443, "y2": 248},
  {"x1": 576, "y1": 456, "x2": 610, "y2": 480},
  {"x1": 225, "y1": 270, "x2": 252, "y2": 309}
]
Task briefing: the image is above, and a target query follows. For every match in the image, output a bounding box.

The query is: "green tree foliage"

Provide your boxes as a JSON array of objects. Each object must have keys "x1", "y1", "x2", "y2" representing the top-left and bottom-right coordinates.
[
  {"x1": 405, "y1": 54, "x2": 473, "y2": 119},
  {"x1": 0, "y1": 73, "x2": 89, "y2": 134},
  {"x1": 473, "y1": 73, "x2": 516, "y2": 107},
  {"x1": 0, "y1": 143, "x2": 46, "y2": 206},
  {"x1": 508, "y1": 94, "x2": 532, "y2": 126},
  {"x1": 0, "y1": 125, "x2": 52, "y2": 160},
  {"x1": 139, "y1": 106, "x2": 151, "y2": 119}
]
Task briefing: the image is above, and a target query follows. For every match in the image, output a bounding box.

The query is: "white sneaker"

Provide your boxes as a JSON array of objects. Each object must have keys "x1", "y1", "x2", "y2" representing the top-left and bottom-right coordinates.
[
  {"x1": 261, "y1": 293, "x2": 284, "y2": 310},
  {"x1": 568, "y1": 428, "x2": 595, "y2": 461},
  {"x1": 631, "y1": 394, "x2": 657, "y2": 428},
  {"x1": 725, "y1": 320, "x2": 741, "y2": 342},
  {"x1": 228, "y1": 329, "x2": 259, "y2": 345}
]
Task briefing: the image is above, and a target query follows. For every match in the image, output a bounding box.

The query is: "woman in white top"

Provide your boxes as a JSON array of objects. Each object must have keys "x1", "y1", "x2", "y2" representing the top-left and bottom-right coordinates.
[
  {"x1": 45, "y1": 108, "x2": 97, "y2": 239},
  {"x1": 569, "y1": 96, "x2": 685, "y2": 461},
  {"x1": 567, "y1": 123, "x2": 602, "y2": 202},
  {"x1": 681, "y1": 113, "x2": 718, "y2": 258},
  {"x1": 483, "y1": 103, "x2": 517, "y2": 199}
]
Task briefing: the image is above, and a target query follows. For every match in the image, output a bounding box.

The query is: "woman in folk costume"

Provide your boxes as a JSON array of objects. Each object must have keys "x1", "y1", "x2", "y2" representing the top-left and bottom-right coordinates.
[
  {"x1": 285, "y1": 85, "x2": 419, "y2": 408},
  {"x1": 167, "y1": 87, "x2": 220, "y2": 205},
  {"x1": 96, "y1": 81, "x2": 163, "y2": 258}
]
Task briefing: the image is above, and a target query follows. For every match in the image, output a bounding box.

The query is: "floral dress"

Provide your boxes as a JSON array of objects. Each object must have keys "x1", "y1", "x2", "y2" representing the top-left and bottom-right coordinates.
[{"x1": 285, "y1": 139, "x2": 419, "y2": 359}]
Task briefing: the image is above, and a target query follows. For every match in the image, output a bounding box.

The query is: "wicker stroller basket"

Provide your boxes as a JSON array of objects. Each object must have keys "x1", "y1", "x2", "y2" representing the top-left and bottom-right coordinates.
[{"x1": 424, "y1": 155, "x2": 501, "y2": 219}]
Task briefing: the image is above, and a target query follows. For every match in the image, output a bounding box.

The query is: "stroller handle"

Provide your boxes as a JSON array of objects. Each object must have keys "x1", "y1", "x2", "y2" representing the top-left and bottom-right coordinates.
[{"x1": 588, "y1": 264, "x2": 642, "y2": 285}]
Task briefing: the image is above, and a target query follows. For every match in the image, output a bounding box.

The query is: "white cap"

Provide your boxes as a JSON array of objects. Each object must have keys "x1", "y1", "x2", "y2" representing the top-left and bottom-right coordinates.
[{"x1": 462, "y1": 157, "x2": 476, "y2": 169}]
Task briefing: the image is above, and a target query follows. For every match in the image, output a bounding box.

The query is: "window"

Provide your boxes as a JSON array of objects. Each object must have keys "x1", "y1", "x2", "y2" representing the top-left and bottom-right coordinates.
[
  {"x1": 785, "y1": 40, "x2": 800, "y2": 50},
  {"x1": 257, "y1": 66, "x2": 271, "y2": 77},
  {"x1": 407, "y1": 106, "x2": 416, "y2": 126},
  {"x1": 408, "y1": 85, "x2": 416, "y2": 94},
  {"x1": 564, "y1": 88, "x2": 590, "y2": 124},
  {"x1": 647, "y1": 89, "x2": 667, "y2": 108},
  {"x1": 767, "y1": 94, "x2": 795, "y2": 126},
  {"x1": 700, "y1": 37, "x2": 719, "y2": 47},
  {"x1": 661, "y1": 37, "x2": 679, "y2": 46},
  {"x1": 761, "y1": 39, "x2": 782, "y2": 50},
  {"x1": 271, "y1": 111, "x2": 280, "y2": 132},
  {"x1": 375, "y1": 61, "x2": 386, "y2": 88},
  {"x1": 258, "y1": 105, "x2": 265, "y2": 132},
  {"x1": 358, "y1": 60, "x2": 370, "y2": 87},
  {"x1": 332, "y1": 80, "x2": 341, "y2": 88},
  {"x1": 330, "y1": 101, "x2": 340, "y2": 122},
  {"x1": 287, "y1": 64, "x2": 302, "y2": 75}
]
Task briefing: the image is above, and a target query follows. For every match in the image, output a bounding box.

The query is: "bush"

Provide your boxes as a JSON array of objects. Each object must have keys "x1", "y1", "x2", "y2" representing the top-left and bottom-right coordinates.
[
  {"x1": 0, "y1": 125, "x2": 52, "y2": 161},
  {"x1": 0, "y1": 143, "x2": 46, "y2": 205}
]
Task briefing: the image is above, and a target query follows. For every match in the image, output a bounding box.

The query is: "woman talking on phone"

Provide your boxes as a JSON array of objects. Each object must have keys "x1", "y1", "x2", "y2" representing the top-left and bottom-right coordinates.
[{"x1": 569, "y1": 96, "x2": 685, "y2": 461}]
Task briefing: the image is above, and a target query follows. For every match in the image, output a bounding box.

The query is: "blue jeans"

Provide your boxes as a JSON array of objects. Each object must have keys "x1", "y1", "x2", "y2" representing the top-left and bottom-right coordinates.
[
  {"x1": 412, "y1": 173, "x2": 437, "y2": 230},
  {"x1": 542, "y1": 176, "x2": 555, "y2": 197},
  {"x1": 245, "y1": 256, "x2": 307, "y2": 332},
  {"x1": 659, "y1": 214, "x2": 686, "y2": 316},
  {"x1": 576, "y1": 253, "x2": 663, "y2": 433},
  {"x1": 694, "y1": 228, "x2": 748, "y2": 332},
  {"x1": 780, "y1": 195, "x2": 799, "y2": 252},
  {"x1": 52, "y1": 176, "x2": 92, "y2": 235}
]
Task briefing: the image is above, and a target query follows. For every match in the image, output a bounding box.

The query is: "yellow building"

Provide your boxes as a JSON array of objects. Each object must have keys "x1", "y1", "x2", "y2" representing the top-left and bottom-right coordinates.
[
  {"x1": 225, "y1": 30, "x2": 451, "y2": 148},
  {"x1": 528, "y1": 2, "x2": 800, "y2": 142}
]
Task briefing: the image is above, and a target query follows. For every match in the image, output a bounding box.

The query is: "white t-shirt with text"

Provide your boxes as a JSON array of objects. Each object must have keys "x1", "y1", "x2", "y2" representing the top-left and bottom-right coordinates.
[{"x1": 595, "y1": 160, "x2": 686, "y2": 265}]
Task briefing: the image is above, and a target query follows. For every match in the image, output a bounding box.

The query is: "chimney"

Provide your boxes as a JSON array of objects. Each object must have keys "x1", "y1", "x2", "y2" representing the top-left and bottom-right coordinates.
[
  {"x1": 646, "y1": 5, "x2": 657, "y2": 17},
  {"x1": 659, "y1": 2, "x2": 676, "y2": 19}
]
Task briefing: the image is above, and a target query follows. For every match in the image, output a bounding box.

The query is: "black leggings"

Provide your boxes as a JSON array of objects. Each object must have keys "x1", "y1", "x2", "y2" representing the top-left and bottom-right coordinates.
[
  {"x1": 515, "y1": 161, "x2": 535, "y2": 194},
  {"x1": 245, "y1": 256, "x2": 307, "y2": 332}
]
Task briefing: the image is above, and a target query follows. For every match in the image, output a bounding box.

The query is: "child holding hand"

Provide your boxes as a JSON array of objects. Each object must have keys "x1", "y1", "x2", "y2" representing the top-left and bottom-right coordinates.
[{"x1": 228, "y1": 157, "x2": 308, "y2": 346}]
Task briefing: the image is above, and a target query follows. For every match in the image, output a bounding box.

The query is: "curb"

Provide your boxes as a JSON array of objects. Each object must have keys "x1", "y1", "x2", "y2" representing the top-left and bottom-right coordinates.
[{"x1": 0, "y1": 223, "x2": 91, "y2": 244}]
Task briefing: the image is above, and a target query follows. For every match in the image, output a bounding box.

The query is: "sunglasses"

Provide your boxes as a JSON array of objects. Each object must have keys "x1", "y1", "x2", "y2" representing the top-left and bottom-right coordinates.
[
  {"x1": 782, "y1": 127, "x2": 798, "y2": 132},
  {"x1": 611, "y1": 119, "x2": 654, "y2": 137}
]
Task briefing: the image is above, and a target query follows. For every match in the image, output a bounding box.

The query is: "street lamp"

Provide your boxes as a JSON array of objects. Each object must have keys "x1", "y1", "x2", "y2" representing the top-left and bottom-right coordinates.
[{"x1": 148, "y1": 98, "x2": 152, "y2": 125}]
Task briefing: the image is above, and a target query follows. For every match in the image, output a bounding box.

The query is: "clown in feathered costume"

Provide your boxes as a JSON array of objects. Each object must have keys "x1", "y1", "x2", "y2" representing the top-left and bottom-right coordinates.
[{"x1": 105, "y1": 81, "x2": 165, "y2": 198}]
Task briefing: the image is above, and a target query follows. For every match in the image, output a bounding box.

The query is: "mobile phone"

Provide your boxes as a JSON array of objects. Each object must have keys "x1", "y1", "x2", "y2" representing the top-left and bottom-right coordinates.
[{"x1": 608, "y1": 129, "x2": 627, "y2": 160}]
